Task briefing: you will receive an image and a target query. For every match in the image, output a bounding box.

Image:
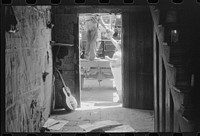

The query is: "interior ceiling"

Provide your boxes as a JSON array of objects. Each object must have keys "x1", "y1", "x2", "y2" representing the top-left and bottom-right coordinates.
[
  {"x1": 79, "y1": 13, "x2": 117, "y2": 16},
  {"x1": 53, "y1": 6, "x2": 150, "y2": 14}
]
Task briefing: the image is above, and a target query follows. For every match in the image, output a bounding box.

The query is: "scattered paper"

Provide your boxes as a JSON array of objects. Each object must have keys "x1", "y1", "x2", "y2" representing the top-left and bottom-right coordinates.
[
  {"x1": 43, "y1": 118, "x2": 58, "y2": 128},
  {"x1": 104, "y1": 125, "x2": 136, "y2": 132},
  {"x1": 79, "y1": 120, "x2": 122, "y2": 132},
  {"x1": 43, "y1": 118, "x2": 69, "y2": 131}
]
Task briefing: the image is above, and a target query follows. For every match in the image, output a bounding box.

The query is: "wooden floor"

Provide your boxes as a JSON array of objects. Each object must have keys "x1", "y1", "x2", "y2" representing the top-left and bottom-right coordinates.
[{"x1": 50, "y1": 79, "x2": 154, "y2": 132}]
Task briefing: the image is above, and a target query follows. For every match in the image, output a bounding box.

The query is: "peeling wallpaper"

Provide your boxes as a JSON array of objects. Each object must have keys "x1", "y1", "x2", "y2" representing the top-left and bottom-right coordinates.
[{"x1": 5, "y1": 6, "x2": 53, "y2": 132}]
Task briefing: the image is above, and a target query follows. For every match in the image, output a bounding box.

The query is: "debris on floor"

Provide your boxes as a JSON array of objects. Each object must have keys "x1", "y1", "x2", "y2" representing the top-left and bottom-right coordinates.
[
  {"x1": 79, "y1": 120, "x2": 122, "y2": 132},
  {"x1": 104, "y1": 124, "x2": 136, "y2": 132},
  {"x1": 42, "y1": 118, "x2": 69, "y2": 131}
]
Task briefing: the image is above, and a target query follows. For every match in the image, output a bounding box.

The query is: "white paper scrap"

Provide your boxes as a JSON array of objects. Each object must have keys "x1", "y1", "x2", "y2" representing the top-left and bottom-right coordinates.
[
  {"x1": 79, "y1": 120, "x2": 122, "y2": 132},
  {"x1": 104, "y1": 125, "x2": 136, "y2": 132},
  {"x1": 43, "y1": 118, "x2": 58, "y2": 128},
  {"x1": 43, "y1": 118, "x2": 69, "y2": 131},
  {"x1": 48, "y1": 120, "x2": 69, "y2": 130}
]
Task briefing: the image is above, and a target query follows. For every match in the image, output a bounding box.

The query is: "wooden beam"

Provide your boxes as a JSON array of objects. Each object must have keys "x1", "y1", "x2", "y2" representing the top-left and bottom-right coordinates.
[
  {"x1": 54, "y1": 6, "x2": 150, "y2": 14},
  {"x1": 153, "y1": 28, "x2": 159, "y2": 131},
  {"x1": 50, "y1": 41, "x2": 74, "y2": 47},
  {"x1": 166, "y1": 79, "x2": 174, "y2": 131},
  {"x1": 169, "y1": 89, "x2": 175, "y2": 131},
  {"x1": 150, "y1": 6, "x2": 167, "y2": 132},
  {"x1": 159, "y1": 59, "x2": 166, "y2": 132}
]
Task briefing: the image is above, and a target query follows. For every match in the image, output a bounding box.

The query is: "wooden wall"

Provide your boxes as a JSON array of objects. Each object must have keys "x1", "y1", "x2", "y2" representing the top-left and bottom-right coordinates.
[
  {"x1": 51, "y1": 8, "x2": 80, "y2": 108},
  {"x1": 123, "y1": 11, "x2": 154, "y2": 110},
  {"x1": 150, "y1": 5, "x2": 200, "y2": 132}
]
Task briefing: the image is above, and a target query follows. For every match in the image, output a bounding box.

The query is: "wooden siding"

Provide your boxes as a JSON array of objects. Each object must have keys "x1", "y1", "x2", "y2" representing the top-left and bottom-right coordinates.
[
  {"x1": 150, "y1": 5, "x2": 200, "y2": 132},
  {"x1": 52, "y1": 13, "x2": 80, "y2": 108},
  {"x1": 123, "y1": 11, "x2": 154, "y2": 110}
]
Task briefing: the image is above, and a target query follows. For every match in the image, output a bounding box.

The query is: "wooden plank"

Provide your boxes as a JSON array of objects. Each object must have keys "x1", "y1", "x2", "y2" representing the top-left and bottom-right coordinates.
[
  {"x1": 151, "y1": 7, "x2": 166, "y2": 131},
  {"x1": 125, "y1": 11, "x2": 154, "y2": 110},
  {"x1": 150, "y1": 5, "x2": 198, "y2": 132},
  {"x1": 169, "y1": 90, "x2": 174, "y2": 132},
  {"x1": 128, "y1": 11, "x2": 137, "y2": 108},
  {"x1": 80, "y1": 59, "x2": 110, "y2": 68},
  {"x1": 50, "y1": 41, "x2": 74, "y2": 47},
  {"x1": 174, "y1": 110, "x2": 180, "y2": 132},
  {"x1": 165, "y1": 78, "x2": 170, "y2": 132},
  {"x1": 162, "y1": 43, "x2": 189, "y2": 66},
  {"x1": 105, "y1": 125, "x2": 136, "y2": 132},
  {"x1": 151, "y1": 7, "x2": 192, "y2": 131},
  {"x1": 140, "y1": 11, "x2": 153, "y2": 109},
  {"x1": 74, "y1": 15, "x2": 80, "y2": 107},
  {"x1": 54, "y1": 14, "x2": 77, "y2": 44},
  {"x1": 159, "y1": 59, "x2": 166, "y2": 132},
  {"x1": 122, "y1": 12, "x2": 130, "y2": 107},
  {"x1": 79, "y1": 120, "x2": 122, "y2": 132},
  {"x1": 170, "y1": 86, "x2": 195, "y2": 132},
  {"x1": 177, "y1": 105, "x2": 196, "y2": 131},
  {"x1": 166, "y1": 80, "x2": 175, "y2": 132},
  {"x1": 153, "y1": 30, "x2": 159, "y2": 131}
]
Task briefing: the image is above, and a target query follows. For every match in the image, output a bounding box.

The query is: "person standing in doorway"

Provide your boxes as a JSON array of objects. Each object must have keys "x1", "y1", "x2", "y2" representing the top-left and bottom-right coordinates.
[
  {"x1": 105, "y1": 29, "x2": 122, "y2": 102},
  {"x1": 84, "y1": 15, "x2": 108, "y2": 61}
]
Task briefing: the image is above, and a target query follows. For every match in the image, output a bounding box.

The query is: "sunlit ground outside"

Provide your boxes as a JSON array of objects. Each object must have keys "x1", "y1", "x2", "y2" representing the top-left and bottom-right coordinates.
[{"x1": 79, "y1": 79, "x2": 122, "y2": 111}]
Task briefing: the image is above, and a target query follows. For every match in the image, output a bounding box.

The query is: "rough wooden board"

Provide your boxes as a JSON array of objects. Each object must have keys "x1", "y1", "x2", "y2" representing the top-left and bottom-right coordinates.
[
  {"x1": 81, "y1": 59, "x2": 110, "y2": 68},
  {"x1": 5, "y1": 6, "x2": 53, "y2": 132},
  {"x1": 43, "y1": 118, "x2": 69, "y2": 131},
  {"x1": 79, "y1": 120, "x2": 122, "y2": 132},
  {"x1": 104, "y1": 125, "x2": 136, "y2": 132},
  {"x1": 48, "y1": 120, "x2": 69, "y2": 131}
]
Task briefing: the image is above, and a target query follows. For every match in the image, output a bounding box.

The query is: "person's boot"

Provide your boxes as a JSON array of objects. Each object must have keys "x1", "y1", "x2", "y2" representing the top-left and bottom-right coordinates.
[{"x1": 113, "y1": 92, "x2": 119, "y2": 102}]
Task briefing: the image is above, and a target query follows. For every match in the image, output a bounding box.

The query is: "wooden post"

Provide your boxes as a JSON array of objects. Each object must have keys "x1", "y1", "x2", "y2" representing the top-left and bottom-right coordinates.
[
  {"x1": 159, "y1": 58, "x2": 166, "y2": 132},
  {"x1": 165, "y1": 75, "x2": 169, "y2": 132},
  {"x1": 74, "y1": 15, "x2": 81, "y2": 108},
  {"x1": 153, "y1": 28, "x2": 159, "y2": 131}
]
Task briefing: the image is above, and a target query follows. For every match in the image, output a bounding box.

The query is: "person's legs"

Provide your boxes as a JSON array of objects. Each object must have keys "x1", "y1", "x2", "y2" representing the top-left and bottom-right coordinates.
[
  {"x1": 84, "y1": 29, "x2": 91, "y2": 59},
  {"x1": 88, "y1": 28, "x2": 98, "y2": 60},
  {"x1": 111, "y1": 66, "x2": 122, "y2": 102},
  {"x1": 84, "y1": 40, "x2": 90, "y2": 59},
  {"x1": 89, "y1": 40, "x2": 97, "y2": 60}
]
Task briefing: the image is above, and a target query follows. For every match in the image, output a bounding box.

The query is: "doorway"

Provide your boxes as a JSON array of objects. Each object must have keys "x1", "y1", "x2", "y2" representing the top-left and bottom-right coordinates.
[
  {"x1": 78, "y1": 13, "x2": 123, "y2": 110},
  {"x1": 51, "y1": 7, "x2": 154, "y2": 132}
]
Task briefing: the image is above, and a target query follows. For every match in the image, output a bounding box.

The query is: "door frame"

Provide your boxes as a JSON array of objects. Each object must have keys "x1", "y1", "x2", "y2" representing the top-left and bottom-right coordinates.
[{"x1": 51, "y1": 6, "x2": 153, "y2": 109}]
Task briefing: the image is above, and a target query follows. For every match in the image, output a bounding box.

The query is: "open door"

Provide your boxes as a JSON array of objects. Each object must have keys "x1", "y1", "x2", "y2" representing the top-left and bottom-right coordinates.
[
  {"x1": 122, "y1": 11, "x2": 154, "y2": 110},
  {"x1": 52, "y1": 13, "x2": 80, "y2": 109}
]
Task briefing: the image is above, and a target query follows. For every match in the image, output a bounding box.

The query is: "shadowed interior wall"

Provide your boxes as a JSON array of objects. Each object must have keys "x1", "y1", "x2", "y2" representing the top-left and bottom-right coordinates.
[
  {"x1": 5, "y1": 6, "x2": 53, "y2": 132},
  {"x1": 150, "y1": 5, "x2": 200, "y2": 131}
]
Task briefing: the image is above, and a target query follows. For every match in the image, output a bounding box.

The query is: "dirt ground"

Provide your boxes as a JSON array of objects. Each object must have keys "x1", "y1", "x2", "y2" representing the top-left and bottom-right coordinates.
[{"x1": 50, "y1": 79, "x2": 154, "y2": 132}]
